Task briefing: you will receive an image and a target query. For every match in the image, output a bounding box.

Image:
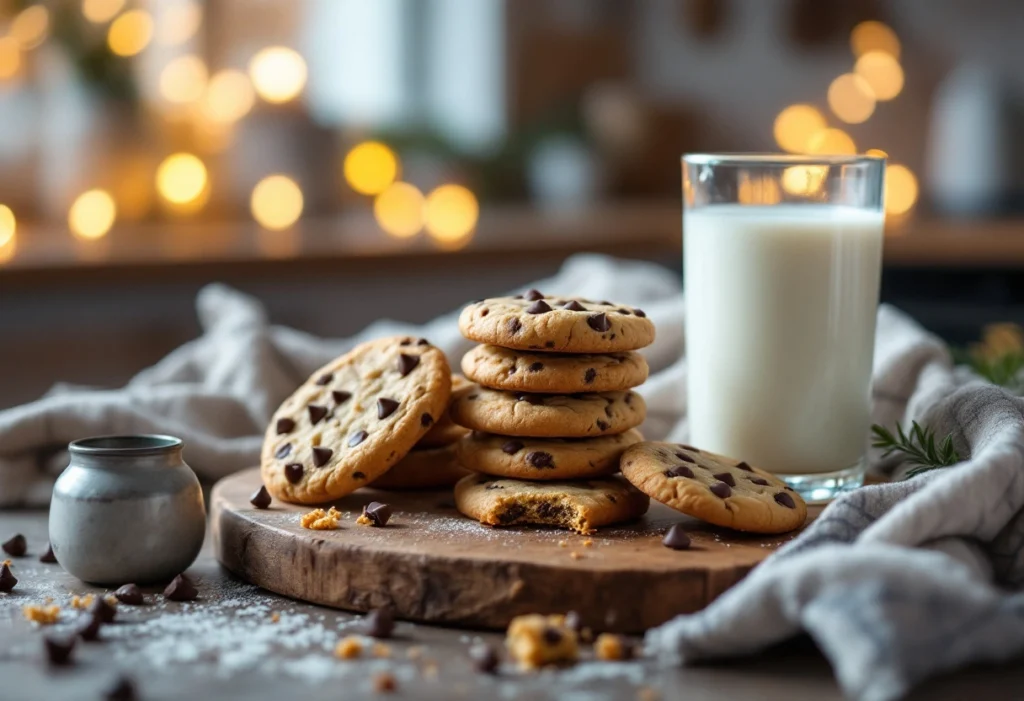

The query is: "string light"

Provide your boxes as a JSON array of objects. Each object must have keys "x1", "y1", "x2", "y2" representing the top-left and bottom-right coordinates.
[
  {"x1": 343, "y1": 142, "x2": 399, "y2": 196},
  {"x1": 0, "y1": 38, "x2": 21, "y2": 80},
  {"x1": 828, "y1": 73, "x2": 876, "y2": 124},
  {"x1": 159, "y1": 55, "x2": 208, "y2": 104},
  {"x1": 107, "y1": 10, "x2": 154, "y2": 57},
  {"x1": 0, "y1": 205, "x2": 15, "y2": 248},
  {"x1": 157, "y1": 1, "x2": 202, "y2": 47},
  {"x1": 156, "y1": 153, "x2": 207, "y2": 205},
  {"x1": 11, "y1": 5, "x2": 49, "y2": 50},
  {"x1": 82, "y1": 0, "x2": 125, "y2": 24},
  {"x1": 202, "y1": 69, "x2": 255, "y2": 123},
  {"x1": 424, "y1": 185, "x2": 479, "y2": 246},
  {"x1": 773, "y1": 105, "x2": 826, "y2": 154},
  {"x1": 851, "y1": 21, "x2": 901, "y2": 60},
  {"x1": 807, "y1": 128, "x2": 856, "y2": 155},
  {"x1": 854, "y1": 51, "x2": 904, "y2": 101},
  {"x1": 251, "y1": 175, "x2": 303, "y2": 230},
  {"x1": 885, "y1": 164, "x2": 918, "y2": 215},
  {"x1": 68, "y1": 189, "x2": 117, "y2": 240},
  {"x1": 374, "y1": 182, "x2": 425, "y2": 238},
  {"x1": 248, "y1": 47, "x2": 307, "y2": 104},
  {"x1": 781, "y1": 166, "x2": 827, "y2": 196}
]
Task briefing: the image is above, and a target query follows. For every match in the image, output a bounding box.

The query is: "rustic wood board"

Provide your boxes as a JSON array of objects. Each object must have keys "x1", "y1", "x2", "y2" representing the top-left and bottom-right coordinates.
[{"x1": 212, "y1": 468, "x2": 813, "y2": 633}]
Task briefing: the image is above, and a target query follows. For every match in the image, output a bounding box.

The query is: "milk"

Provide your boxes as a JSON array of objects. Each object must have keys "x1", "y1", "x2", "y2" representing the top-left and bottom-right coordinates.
[{"x1": 684, "y1": 204, "x2": 884, "y2": 475}]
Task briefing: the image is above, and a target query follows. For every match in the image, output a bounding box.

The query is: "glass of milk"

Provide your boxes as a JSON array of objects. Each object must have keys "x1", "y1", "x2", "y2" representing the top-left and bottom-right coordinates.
[{"x1": 683, "y1": 154, "x2": 885, "y2": 502}]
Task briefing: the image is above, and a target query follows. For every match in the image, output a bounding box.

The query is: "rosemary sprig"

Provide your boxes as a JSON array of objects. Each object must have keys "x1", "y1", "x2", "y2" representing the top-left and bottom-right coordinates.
[{"x1": 871, "y1": 420, "x2": 961, "y2": 478}]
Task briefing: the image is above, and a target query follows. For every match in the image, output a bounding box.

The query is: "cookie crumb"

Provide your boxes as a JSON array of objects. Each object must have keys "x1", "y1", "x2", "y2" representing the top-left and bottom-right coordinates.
[
  {"x1": 23, "y1": 604, "x2": 60, "y2": 625},
  {"x1": 1, "y1": 559, "x2": 10, "y2": 566},
  {"x1": 103, "y1": 594, "x2": 118, "y2": 608},
  {"x1": 301, "y1": 507, "x2": 342, "y2": 530},
  {"x1": 372, "y1": 642, "x2": 392, "y2": 658},
  {"x1": 582, "y1": 539, "x2": 594, "y2": 548},
  {"x1": 406, "y1": 645, "x2": 424, "y2": 660},
  {"x1": 373, "y1": 672, "x2": 397, "y2": 693},
  {"x1": 637, "y1": 687, "x2": 660, "y2": 701},
  {"x1": 506, "y1": 614, "x2": 578, "y2": 669},
  {"x1": 70, "y1": 594, "x2": 95, "y2": 610},
  {"x1": 422, "y1": 661, "x2": 440, "y2": 680},
  {"x1": 594, "y1": 633, "x2": 634, "y2": 661},
  {"x1": 334, "y1": 636, "x2": 363, "y2": 659},
  {"x1": 270, "y1": 612, "x2": 280, "y2": 623},
  {"x1": 557, "y1": 540, "x2": 568, "y2": 548},
  {"x1": 569, "y1": 551, "x2": 583, "y2": 560}
]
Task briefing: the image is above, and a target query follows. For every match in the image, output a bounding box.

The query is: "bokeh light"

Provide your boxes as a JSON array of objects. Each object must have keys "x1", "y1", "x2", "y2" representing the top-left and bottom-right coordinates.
[
  {"x1": 157, "y1": 1, "x2": 202, "y2": 47},
  {"x1": 781, "y1": 166, "x2": 828, "y2": 196},
  {"x1": 0, "y1": 234, "x2": 15, "y2": 264},
  {"x1": 851, "y1": 21, "x2": 901, "y2": 60},
  {"x1": 83, "y1": 0, "x2": 125, "y2": 24},
  {"x1": 344, "y1": 142, "x2": 399, "y2": 196},
  {"x1": 251, "y1": 175, "x2": 303, "y2": 230},
  {"x1": 68, "y1": 189, "x2": 117, "y2": 240},
  {"x1": 807, "y1": 128, "x2": 857, "y2": 155},
  {"x1": 202, "y1": 69, "x2": 255, "y2": 123},
  {"x1": 0, "y1": 205, "x2": 16, "y2": 248},
  {"x1": 0, "y1": 38, "x2": 22, "y2": 80},
  {"x1": 866, "y1": 148, "x2": 888, "y2": 158},
  {"x1": 854, "y1": 51, "x2": 904, "y2": 101},
  {"x1": 374, "y1": 182, "x2": 425, "y2": 238},
  {"x1": 11, "y1": 5, "x2": 49, "y2": 50},
  {"x1": 885, "y1": 164, "x2": 918, "y2": 216},
  {"x1": 248, "y1": 47, "x2": 307, "y2": 104},
  {"x1": 159, "y1": 55, "x2": 208, "y2": 104},
  {"x1": 773, "y1": 105, "x2": 826, "y2": 154},
  {"x1": 156, "y1": 153, "x2": 208, "y2": 205},
  {"x1": 107, "y1": 10, "x2": 154, "y2": 57},
  {"x1": 828, "y1": 73, "x2": 876, "y2": 124},
  {"x1": 424, "y1": 185, "x2": 479, "y2": 245},
  {"x1": 737, "y1": 175, "x2": 782, "y2": 206}
]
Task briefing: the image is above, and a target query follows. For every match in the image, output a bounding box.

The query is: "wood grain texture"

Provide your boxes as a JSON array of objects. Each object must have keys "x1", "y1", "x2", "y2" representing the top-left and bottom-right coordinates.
[{"x1": 213, "y1": 468, "x2": 812, "y2": 633}]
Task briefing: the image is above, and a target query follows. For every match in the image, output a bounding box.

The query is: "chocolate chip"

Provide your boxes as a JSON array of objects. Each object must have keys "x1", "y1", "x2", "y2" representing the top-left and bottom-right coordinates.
[
  {"x1": 307, "y1": 404, "x2": 328, "y2": 425},
  {"x1": 362, "y1": 501, "x2": 393, "y2": 527},
  {"x1": 713, "y1": 472, "x2": 736, "y2": 487},
  {"x1": 563, "y1": 300, "x2": 585, "y2": 311},
  {"x1": 397, "y1": 353, "x2": 420, "y2": 377},
  {"x1": 516, "y1": 393, "x2": 543, "y2": 405},
  {"x1": 617, "y1": 308, "x2": 631, "y2": 315},
  {"x1": 584, "y1": 368, "x2": 597, "y2": 384},
  {"x1": 624, "y1": 393, "x2": 633, "y2": 405},
  {"x1": 44, "y1": 635, "x2": 75, "y2": 666},
  {"x1": 284, "y1": 463, "x2": 304, "y2": 483},
  {"x1": 605, "y1": 406, "x2": 614, "y2": 418},
  {"x1": 710, "y1": 482, "x2": 732, "y2": 499},
  {"x1": 529, "y1": 362, "x2": 544, "y2": 372},
  {"x1": 545, "y1": 341, "x2": 555, "y2": 348},
  {"x1": 0, "y1": 563, "x2": 17, "y2": 592},
  {"x1": 332, "y1": 390, "x2": 352, "y2": 405},
  {"x1": 587, "y1": 313, "x2": 610, "y2": 332},
  {"x1": 421, "y1": 413, "x2": 433, "y2": 427},
  {"x1": 275, "y1": 443, "x2": 292, "y2": 459},
  {"x1": 417, "y1": 338, "x2": 429, "y2": 346},
  {"x1": 735, "y1": 461, "x2": 753, "y2": 472},
  {"x1": 353, "y1": 471, "x2": 366, "y2": 480},
  {"x1": 508, "y1": 318, "x2": 522, "y2": 334},
  {"x1": 748, "y1": 476, "x2": 769, "y2": 486},
  {"x1": 364, "y1": 607, "x2": 395, "y2": 638},
  {"x1": 774, "y1": 492, "x2": 796, "y2": 509},
  {"x1": 348, "y1": 430, "x2": 368, "y2": 447},
  {"x1": 163, "y1": 574, "x2": 198, "y2": 602},
  {"x1": 2, "y1": 534, "x2": 26, "y2": 557},
  {"x1": 469, "y1": 393, "x2": 480, "y2": 399},
  {"x1": 312, "y1": 446, "x2": 333, "y2": 468},
  {"x1": 542, "y1": 627, "x2": 563, "y2": 645},
  {"x1": 76, "y1": 613, "x2": 102, "y2": 642},
  {"x1": 662, "y1": 524, "x2": 692, "y2": 550},
  {"x1": 674, "y1": 452, "x2": 695, "y2": 463},
  {"x1": 91, "y1": 596, "x2": 117, "y2": 623},
  {"x1": 104, "y1": 676, "x2": 138, "y2": 701},
  {"x1": 502, "y1": 440, "x2": 523, "y2": 454},
  {"x1": 527, "y1": 451, "x2": 554, "y2": 469},
  {"x1": 276, "y1": 417, "x2": 296, "y2": 434},
  {"x1": 596, "y1": 420, "x2": 610, "y2": 431},
  {"x1": 114, "y1": 583, "x2": 144, "y2": 606},
  {"x1": 400, "y1": 338, "x2": 412, "y2": 346},
  {"x1": 524, "y1": 289, "x2": 544, "y2": 301},
  {"x1": 39, "y1": 543, "x2": 57, "y2": 563},
  {"x1": 634, "y1": 309, "x2": 646, "y2": 317},
  {"x1": 513, "y1": 294, "x2": 523, "y2": 299},
  {"x1": 470, "y1": 642, "x2": 499, "y2": 674},
  {"x1": 315, "y1": 373, "x2": 333, "y2": 386},
  {"x1": 249, "y1": 485, "x2": 272, "y2": 509},
  {"x1": 526, "y1": 300, "x2": 552, "y2": 314},
  {"x1": 665, "y1": 465, "x2": 694, "y2": 478},
  {"x1": 480, "y1": 308, "x2": 489, "y2": 317},
  {"x1": 377, "y1": 397, "x2": 399, "y2": 419},
  {"x1": 678, "y1": 444, "x2": 700, "y2": 453}
]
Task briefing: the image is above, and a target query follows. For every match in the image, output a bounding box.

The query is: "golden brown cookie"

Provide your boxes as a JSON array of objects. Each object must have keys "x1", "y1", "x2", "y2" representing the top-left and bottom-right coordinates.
[
  {"x1": 460, "y1": 344, "x2": 648, "y2": 394},
  {"x1": 261, "y1": 336, "x2": 451, "y2": 504},
  {"x1": 457, "y1": 429, "x2": 643, "y2": 480},
  {"x1": 449, "y1": 385, "x2": 645, "y2": 438},
  {"x1": 454, "y1": 474, "x2": 649, "y2": 534},
  {"x1": 459, "y1": 291, "x2": 655, "y2": 354},
  {"x1": 620, "y1": 442, "x2": 807, "y2": 534},
  {"x1": 506, "y1": 614, "x2": 578, "y2": 669},
  {"x1": 417, "y1": 374, "x2": 472, "y2": 447},
  {"x1": 369, "y1": 443, "x2": 470, "y2": 490}
]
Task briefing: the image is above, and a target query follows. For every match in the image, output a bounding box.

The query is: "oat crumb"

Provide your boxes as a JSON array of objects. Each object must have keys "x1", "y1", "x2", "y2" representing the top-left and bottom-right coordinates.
[
  {"x1": 372, "y1": 642, "x2": 391, "y2": 658},
  {"x1": 557, "y1": 540, "x2": 568, "y2": 548},
  {"x1": 71, "y1": 594, "x2": 95, "y2": 610},
  {"x1": 582, "y1": 539, "x2": 594, "y2": 548},
  {"x1": 301, "y1": 507, "x2": 342, "y2": 530},
  {"x1": 355, "y1": 513, "x2": 373, "y2": 526},
  {"x1": 373, "y1": 671, "x2": 397, "y2": 693},
  {"x1": 270, "y1": 612, "x2": 280, "y2": 623},
  {"x1": 23, "y1": 604, "x2": 60, "y2": 625},
  {"x1": 594, "y1": 633, "x2": 634, "y2": 661},
  {"x1": 334, "y1": 636, "x2": 363, "y2": 659},
  {"x1": 103, "y1": 594, "x2": 118, "y2": 607},
  {"x1": 569, "y1": 551, "x2": 583, "y2": 560}
]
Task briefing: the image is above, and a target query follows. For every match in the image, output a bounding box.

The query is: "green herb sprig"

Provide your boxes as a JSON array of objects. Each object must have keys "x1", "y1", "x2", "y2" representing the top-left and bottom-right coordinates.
[{"x1": 871, "y1": 421, "x2": 961, "y2": 478}]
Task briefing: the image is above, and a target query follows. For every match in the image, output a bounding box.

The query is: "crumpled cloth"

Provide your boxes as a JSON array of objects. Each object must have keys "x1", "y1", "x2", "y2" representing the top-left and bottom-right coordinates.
[{"x1": 2, "y1": 253, "x2": 1022, "y2": 700}]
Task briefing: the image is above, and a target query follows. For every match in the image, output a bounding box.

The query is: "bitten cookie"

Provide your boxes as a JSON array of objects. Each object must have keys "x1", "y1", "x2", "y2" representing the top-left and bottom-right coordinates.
[
  {"x1": 461, "y1": 344, "x2": 648, "y2": 394},
  {"x1": 417, "y1": 374, "x2": 472, "y2": 448},
  {"x1": 450, "y1": 386, "x2": 645, "y2": 438},
  {"x1": 459, "y1": 291, "x2": 654, "y2": 353},
  {"x1": 261, "y1": 336, "x2": 451, "y2": 504},
  {"x1": 454, "y1": 474, "x2": 649, "y2": 534},
  {"x1": 370, "y1": 443, "x2": 470, "y2": 490},
  {"x1": 620, "y1": 442, "x2": 807, "y2": 534},
  {"x1": 456, "y1": 429, "x2": 643, "y2": 480}
]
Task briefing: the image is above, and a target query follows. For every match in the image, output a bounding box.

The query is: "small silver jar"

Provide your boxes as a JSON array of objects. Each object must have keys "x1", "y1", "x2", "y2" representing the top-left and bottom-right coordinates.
[{"x1": 49, "y1": 435, "x2": 206, "y2": 585}]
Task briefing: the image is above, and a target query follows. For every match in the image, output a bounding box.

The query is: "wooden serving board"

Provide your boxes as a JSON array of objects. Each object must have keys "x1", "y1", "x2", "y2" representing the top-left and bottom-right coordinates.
[{"x1": 212, "y1": 468, "x2": 812, "y2": 633}]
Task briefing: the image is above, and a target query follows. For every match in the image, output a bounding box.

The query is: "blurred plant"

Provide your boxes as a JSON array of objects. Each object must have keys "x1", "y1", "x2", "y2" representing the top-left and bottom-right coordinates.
[
  {"x1": 50, "y1": 2, "x2": 137, "y2": 102},
  {"x1": 871, "y1": 421, "x2": 961, "y2": 478},
  {"x1": 953, "y1": 323, "x2": 1024, "y2": 393}
]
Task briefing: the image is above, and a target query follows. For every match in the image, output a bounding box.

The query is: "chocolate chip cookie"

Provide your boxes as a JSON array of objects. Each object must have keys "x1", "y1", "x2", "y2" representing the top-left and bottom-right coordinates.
[
  {"x1": 459, "y1": 292, "x2": 655, "y2": 354},
  {"x1": 620, "y1": 442, "x2": 808, "y2": 534},
  {"x1": 460, "y1": 344, "x2": 648, "y2": 394},
  {"x1": 456, "y1": 429, "x2": 643, "y2": 480},
  {"x1": 454, "y1": 474, "x2": 649, "y2": 534},
  {"x1": 450, "y1": 386, "x2": 645, "y2": 438},
  {"x1": 417, "y1": 374, "x2": 472, "y2": 448},
  {"x1": 261, "y1": 336, "x2": 451, "y2": 504},
  {"x1": 370, "y1": 442, "x2": 470, "y2": 490}
]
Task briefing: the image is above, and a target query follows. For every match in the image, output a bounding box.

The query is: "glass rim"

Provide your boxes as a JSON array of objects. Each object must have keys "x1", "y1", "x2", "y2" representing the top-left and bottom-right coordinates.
[
  {"x1": 682, "y1": 153, "x2": 884, "y2": 166},
  {"x1": 69, "y1": 434, "x2": 183, "y2": 456}
]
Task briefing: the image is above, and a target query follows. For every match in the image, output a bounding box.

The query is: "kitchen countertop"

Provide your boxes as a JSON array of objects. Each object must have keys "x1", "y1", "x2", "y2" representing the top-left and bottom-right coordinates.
[{"x1": 1, "y1": 509, "x2": 1020, "y2": 700}]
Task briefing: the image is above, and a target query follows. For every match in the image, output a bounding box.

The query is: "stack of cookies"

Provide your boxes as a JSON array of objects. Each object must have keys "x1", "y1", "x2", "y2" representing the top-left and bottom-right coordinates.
[{"x1": 450, "y1": 290, "x2": 656, "y2": 534}]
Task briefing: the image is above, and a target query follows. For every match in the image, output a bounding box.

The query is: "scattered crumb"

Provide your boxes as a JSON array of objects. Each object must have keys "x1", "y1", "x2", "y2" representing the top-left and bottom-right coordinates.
[
  {"x1": 355, "y1": 513, "x2": 372, "y2": 526},
  {"x1": 406, "y1": 646, "x2": 424, "y2": 660},
  {"x1": 422, "y1": 661, "x2": 439, "y2": 680},
  {"x1": 270, "y1": 612, "x2": 280, "y2": 623},
  {"x1": 637, "y1": 686, "x2": 660, "y2": 701},
  {"x1": 301, "y1": 507, "x2": 342, "y2": 530},
  {"x1": 569, "y1": 551, "x2": 583, "y2": 560},
  {"x1": 1, "y1": 559, "x2": 10, "y2": 567},
  {"x1": 557, "y1": 540, "x2": 568, "y2": 548},
  {"x1": 594, "y1": 633, "x2": 633, "y2": 661},
  {"x1": 71, "y1": 594, "x2": 95, "y2": 610},
  {"x1": 373, "y1": 671, "x2": 397, "y2": 693},
  {"x1": 334, "y1": 636, "x2": 363, "y2": 659},
  {"x1": 506, "y1": 614, "x2": 578, "y2": 669},
  {"x1": 23, "y1": 604, "x2": 60, "y2": 625},
  {"x1": 103, "y1": 594, "x2": 118, "y2": 608},
  {"x1": 372, "y1": 642, "x2": 391, "y2": 658},
  {"x1": 582, "y1": 539, "x2": 594, "y2": 548}
]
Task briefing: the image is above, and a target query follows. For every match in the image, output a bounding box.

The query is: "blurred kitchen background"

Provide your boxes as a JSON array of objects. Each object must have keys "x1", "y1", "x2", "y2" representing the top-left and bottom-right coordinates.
[{"x1": 1, "y1": 0, "x2": 1023, "y2": 408}]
